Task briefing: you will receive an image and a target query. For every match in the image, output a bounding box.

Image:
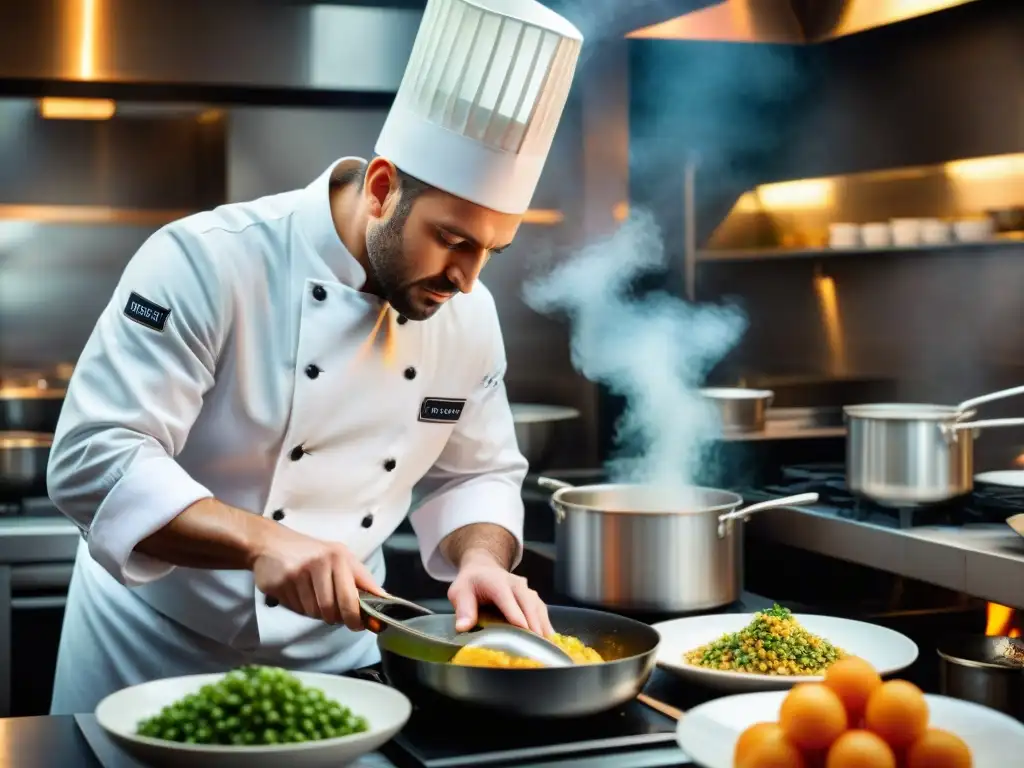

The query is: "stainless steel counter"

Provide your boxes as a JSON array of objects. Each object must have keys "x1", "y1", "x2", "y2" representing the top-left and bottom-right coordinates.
[
  {"x1": 746, "y1": 505, "x2": 1024, "y2": 610},
  {"x1": 0, "y1": 517, "x2": 81, "y2": 564}
]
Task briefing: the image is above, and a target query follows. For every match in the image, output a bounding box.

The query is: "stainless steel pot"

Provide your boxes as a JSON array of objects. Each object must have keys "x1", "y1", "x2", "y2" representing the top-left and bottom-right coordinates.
[
  {"x1": 700, "y1": 387, "x2": 774, "y2": 433},
  {"x1": 510, "y1": 403, "x2": 580, "y2": 469},
  {"x1": 844, "y1": 385, "x2": 1024, "y2": 507},
  {"x1": 538, "y1": 478, "x2": 818, "y2": 612},
  {"x1": 937, "y1": 636, "x2": 1024, "y2": 721},
  {"x1": 0, "y1": 432, "x2": 52, "y2": 498},
  {"x1": 0, "y1": 383, "x2": 65, "y2": 432}
]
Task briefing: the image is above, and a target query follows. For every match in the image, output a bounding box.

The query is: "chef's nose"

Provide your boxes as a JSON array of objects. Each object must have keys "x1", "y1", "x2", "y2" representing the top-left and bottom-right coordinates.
[{"x1": 447, "y1": 252, "x2": 488, "y2": 294}]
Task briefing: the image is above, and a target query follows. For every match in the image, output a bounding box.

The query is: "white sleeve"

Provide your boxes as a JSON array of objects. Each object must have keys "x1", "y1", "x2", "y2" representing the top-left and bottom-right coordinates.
[
  {"x1": 47, "y1": 226, "x2": 229, "y2": 588},
  {"x1": 409, "y1": 304, "x2": 528, "y2": 582}
]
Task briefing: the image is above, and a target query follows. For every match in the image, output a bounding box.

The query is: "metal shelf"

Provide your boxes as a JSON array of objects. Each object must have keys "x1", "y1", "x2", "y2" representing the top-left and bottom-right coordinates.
[{"x1": 697, "y1": 236, "x2": 1024, "y2": 263}]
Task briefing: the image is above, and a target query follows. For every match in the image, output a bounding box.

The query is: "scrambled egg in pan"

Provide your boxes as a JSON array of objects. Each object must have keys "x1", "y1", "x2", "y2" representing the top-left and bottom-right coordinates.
[{"x1": 450, "y1": 633, "x2": 604, "y2": 668}]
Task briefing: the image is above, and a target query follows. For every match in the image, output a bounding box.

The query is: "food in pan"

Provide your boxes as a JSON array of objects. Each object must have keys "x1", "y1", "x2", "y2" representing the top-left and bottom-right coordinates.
[
  {"x1": 994, "y1": 636, "x2": 1024, "y2": 666},
  {"x1": 450, "y1": 632, "x2": 604, "y2": 668},
  {"x1": 734, "y1": 659, "x2": 973, "y2": 768},
  {"x1": 135, "y1": 665, "x2": 368, "y2": 745},
  {"x1": 684, "y1": 604, "x2": 846, "y2": 675}
]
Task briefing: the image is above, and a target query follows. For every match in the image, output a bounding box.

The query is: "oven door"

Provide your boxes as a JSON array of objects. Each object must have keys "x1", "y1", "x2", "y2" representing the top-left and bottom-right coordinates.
[{"x1": 0, "y1": 562, "x2": 72, "y2": 717}]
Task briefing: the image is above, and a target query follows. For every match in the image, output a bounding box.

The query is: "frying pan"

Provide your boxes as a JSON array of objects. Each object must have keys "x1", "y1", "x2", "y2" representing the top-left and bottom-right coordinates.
[{"x1": 376, "y1": 605, "x2": 661, "y2": 718}]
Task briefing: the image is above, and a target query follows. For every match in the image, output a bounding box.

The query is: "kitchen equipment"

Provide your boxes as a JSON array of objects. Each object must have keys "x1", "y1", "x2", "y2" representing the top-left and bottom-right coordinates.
[
  {"x1": 938, "y1": 636, "x2": 1024, "y2": 721},
  {"x1": 652, "y1": 612, "x2": 918, "y2": 692},
  {"x1": 676, "y1": 689, "x2": 1024, "y2": 768},
  {"x1": 986, "y1": 206, "x2": 1024, "y2": 233},
  {"x1": 358, "y1": 592, "x2": 573, "y2": 666},
  {"x1": 860, "y1": 222, "x2": 891, "y2": 247},
  {"x1": 377, "y1": 604, "x2": 660, "y2": 718},
  {"x1": 921, "y1": 218, "x2": 952, "y2": 244},
  {"x1": 889, "y1": 217, "x2": 923, "y2": 247},
  {"x1": 0, "y1": 432, "x2": 52, "y2": 498},
  {"x1": 509, "y1": 403, "x2": 580, "y2": 469},
  {"x1": 828, "y1": 222, "x2": 859, "y2": 248},
  {"x1": 844, "y1": 385, "x2": 1024, "y2": 507},
  {"x1": 537, "y1": 477, "x2": 818, "y2": 612},
  {"x1": 94, "y1": 671, "x2": 412, "y2": 768},
  {"x1": 0, "y1": 379, "x2": 64, "y2": 433},
  {"x1": 700, "y1": 387, "x2": 774, "y2": 433},
  {"x1": 953, "y1": 217, "x2": 994, "y2": 242}
]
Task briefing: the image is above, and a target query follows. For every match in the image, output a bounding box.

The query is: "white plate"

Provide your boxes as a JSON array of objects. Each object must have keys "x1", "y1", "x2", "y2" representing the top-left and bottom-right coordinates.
[
  {"x1": 653, "y1": 613, "x2": 918, "y2": 692},
  {"x1": 676, "y1": 690, "x2": 1024, "y2": 768},
  {"x1": 975, "y1": 470, "x2": 1024, "y2": 488},
  {"x1": 95, "y1": 671, "x2": 411, "y2": 768}
]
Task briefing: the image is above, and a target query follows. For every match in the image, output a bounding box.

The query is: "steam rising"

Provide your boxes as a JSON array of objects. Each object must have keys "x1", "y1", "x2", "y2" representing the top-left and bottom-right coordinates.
[{"x1": 523, "y1": 209, "x2": 747, "y2": 489}]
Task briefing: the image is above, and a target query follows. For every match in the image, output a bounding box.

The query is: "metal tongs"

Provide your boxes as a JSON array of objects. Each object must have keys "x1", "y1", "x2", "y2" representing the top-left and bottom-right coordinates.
[{"x1": 358, "y1": 591, "x2": 574, "y2": 667}]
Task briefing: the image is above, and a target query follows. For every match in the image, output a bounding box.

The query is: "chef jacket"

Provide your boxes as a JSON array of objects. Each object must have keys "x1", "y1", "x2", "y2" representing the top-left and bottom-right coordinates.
[{"x1": 46, "y1": 156, "x2": 528, "y2": 662}]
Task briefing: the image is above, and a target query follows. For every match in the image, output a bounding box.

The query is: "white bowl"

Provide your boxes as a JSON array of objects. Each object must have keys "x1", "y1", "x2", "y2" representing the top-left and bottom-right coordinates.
[
  {"x1": 677, "y1": 690, "x2": 1024, "y2": 768},
  {"x1": 860, "y1": 222, "x2": 891, "y2": 248},
  {"x1": 889, "y1": 218, "x2": 923, "y2": 247},
  {"x1": 954, "y1": 218, "x2": 994, "y2": 242},
  {"x1": 653, "y1": 612, "x2": 919, "y2": 692},
  {"x1": 920, "y1": 218, "x2": 952, "y2": 244},
  {"x1": 828, "y1": 223, "x2": 859, "y2": 249},
  {"x1": 95, "y1": 671, "x2": 411, "y2": 768}
]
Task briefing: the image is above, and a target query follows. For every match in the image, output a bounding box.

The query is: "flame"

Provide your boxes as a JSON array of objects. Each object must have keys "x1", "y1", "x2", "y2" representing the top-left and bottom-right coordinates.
[{"x1": 986, "y1": 603, "x2": 1021, "y2": 638}]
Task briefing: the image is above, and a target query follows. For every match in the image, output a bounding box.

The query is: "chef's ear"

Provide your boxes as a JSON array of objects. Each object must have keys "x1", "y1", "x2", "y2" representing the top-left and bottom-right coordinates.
[{"x1": 363, "y1": 157, "x2": 402, "y2": 219}]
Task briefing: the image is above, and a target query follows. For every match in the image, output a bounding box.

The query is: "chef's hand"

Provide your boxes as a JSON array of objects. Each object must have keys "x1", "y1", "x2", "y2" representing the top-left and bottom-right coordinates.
[
  {"x1": 447, "y1": 550, "x2": 554, "y2": 636},
  {"x1": 251, "y1": 525, "x2": 386, "y2": 631}
]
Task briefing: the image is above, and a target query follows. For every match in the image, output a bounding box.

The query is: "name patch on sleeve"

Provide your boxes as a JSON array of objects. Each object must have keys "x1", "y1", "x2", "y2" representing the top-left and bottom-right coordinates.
[
  {"x1": 123, "y1": 292, "x2": 170, "y2": 332},
  {"x1": 419, "y1": 397, "x2": 467, "y2": 424}
]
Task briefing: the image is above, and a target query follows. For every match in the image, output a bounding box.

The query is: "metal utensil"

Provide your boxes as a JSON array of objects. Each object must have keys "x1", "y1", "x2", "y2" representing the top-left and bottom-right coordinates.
[
  {"x1": 378, "y1": 605, "x2": 661, "y2": 717},
  {"x1": 700, "y1": 387, "x2": 774, "y2": 433},
  {"x1": 537, "y1": 477, "x2": 818, "y2": 612},
  {"x1": 937, "y1": 635, "x2": 1024, "y2": 721},
  {"x1": 358, "y1": 592, "x2": 573, "y2": 667},
  {"x1": 844, "y1": 385, "x2": 1024, "y2": 507}
]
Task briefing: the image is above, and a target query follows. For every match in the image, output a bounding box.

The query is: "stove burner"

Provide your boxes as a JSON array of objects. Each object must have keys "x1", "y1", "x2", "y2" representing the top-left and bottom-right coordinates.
[{"x1": 745, "y1": 463, "x2": 1024, "y2": 528}]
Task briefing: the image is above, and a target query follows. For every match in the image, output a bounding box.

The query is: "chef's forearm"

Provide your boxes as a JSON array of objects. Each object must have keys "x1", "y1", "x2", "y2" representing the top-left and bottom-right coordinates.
[
  {"x1": 135, "y1": 498, "x2": 273, "y2": 570},
  {"x1": 440, "y1": 522, "x2": 518, "y2": 571}
]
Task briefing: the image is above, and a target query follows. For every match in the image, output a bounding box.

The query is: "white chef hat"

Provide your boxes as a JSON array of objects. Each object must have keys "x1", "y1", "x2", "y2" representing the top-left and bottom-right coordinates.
[{"x1": 375, "y1": 0, "x2": 583, "y2": 215}]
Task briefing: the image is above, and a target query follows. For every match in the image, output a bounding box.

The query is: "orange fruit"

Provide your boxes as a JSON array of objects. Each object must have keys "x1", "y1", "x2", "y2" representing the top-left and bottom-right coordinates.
[
  {"x1": 737, "y1": 722, "x2": 806, "y2": 768},
  {"x1": 735, "y1": 722, "x2": 781, "y2": 765},
  {"x1": 864, "y1": 680, "x2": 929, "y2": 749},
  {"x1": 779, "y1": 683, "x2": 849, "y2": 751},
  {"x1": 823, "y1": 657, "x2": 883, "y2": 725},
  {"x1": 825, "y1": 729, "x2": 897, "y2": 768},
  {"x1": 905, "y1": 728, "x2": 973, "y2": 768}
]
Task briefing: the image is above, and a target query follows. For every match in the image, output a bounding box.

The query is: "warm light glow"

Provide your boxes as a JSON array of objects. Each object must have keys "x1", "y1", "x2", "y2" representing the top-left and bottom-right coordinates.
[
  {"x1": 79, "y1": 0, "x2": 98, "y2": 79},
  {"x1": 1014, "y1": 453, "x2": 1024, "y2": 469},
  {"x1": 945, "y1": 153, "x2": 1024, "y2": 181},
  {"x1": 626, "y1": 0, "x2": 979, "y2": 42},
  {"x1": 986, "y1": 603, "x2": 1021, "y2": 638},
  {"x1": 757, "y1": 179, "x2": 834, "y2": 211},
  {"x1": 814, "y1": 272, "x2": 847, "y2": 376},
  {"x1": 0, "y1": 204, "x2": 187, "y2": 226},
  {"x1": 39, "y1": 97, "x2": 115, "y2": 120},
  {"x1": 612, "y1": 201, "x2": 630, "y2": 222},
  {"x1": 522, "y1": 209, "x2": 564, "y2": 225}
]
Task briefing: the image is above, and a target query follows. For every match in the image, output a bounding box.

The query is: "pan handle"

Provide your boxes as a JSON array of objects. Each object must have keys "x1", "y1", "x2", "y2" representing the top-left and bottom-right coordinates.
[
  {"x1": 957, "y1": 385, "x2": 1024, "y2": 415},
  {"x1": 537, "y1": 476, "x2": 575, "y2": 524},
  {"x1": 717, "y1": 492, "x2": 820, "y2": 538},
  {"x1": 942, "y1": 417, "x2": 1024, "y2": 443}
]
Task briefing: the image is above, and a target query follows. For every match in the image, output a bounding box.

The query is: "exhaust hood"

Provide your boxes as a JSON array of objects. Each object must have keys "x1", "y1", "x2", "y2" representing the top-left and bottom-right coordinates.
[
  {"x1": 0, "y1": 0, "x2": 422, "y2": 102},
  {"x1": 627, "y1": 0, "x2": 982, "y2": 43}
]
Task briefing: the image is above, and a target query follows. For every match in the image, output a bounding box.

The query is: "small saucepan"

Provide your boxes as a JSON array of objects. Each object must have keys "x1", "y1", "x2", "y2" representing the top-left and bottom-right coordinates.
[
  {"x1": 700, "y1": 387, "x2": 774, "y2": 434},
  {"x1": 845, "y1": 385, "x2": 1024, "y2": 507}
]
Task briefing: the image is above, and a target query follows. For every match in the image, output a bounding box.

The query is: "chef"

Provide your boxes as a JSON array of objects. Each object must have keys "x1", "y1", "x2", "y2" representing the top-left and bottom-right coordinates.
[{"x1": 46, "y1": 0, "x2": 583, "y2": 715}]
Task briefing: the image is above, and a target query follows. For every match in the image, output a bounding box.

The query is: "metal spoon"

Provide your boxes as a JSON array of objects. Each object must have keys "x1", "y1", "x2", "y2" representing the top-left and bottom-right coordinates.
[{"x1": 358, "y1": 591, "x2": 574, "y2": 667}]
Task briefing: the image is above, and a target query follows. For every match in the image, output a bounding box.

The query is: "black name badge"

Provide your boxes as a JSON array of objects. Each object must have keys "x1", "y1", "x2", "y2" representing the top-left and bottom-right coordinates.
[
  {"x1": 123, "y1": 292, "x2": 170, "y2": 332},
  {"x1": 419, "y1": 397, "x2": 467, "y2": 424}
]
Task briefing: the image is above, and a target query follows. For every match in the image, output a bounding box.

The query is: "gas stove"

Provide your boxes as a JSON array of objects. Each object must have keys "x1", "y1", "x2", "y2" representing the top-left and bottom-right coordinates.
[
  {"x1": 740, "y1": 463, "x2": 1024, "y2": 529},
  {"x1": 345, "y1": 592, "x2": 776, "y2": 768}
]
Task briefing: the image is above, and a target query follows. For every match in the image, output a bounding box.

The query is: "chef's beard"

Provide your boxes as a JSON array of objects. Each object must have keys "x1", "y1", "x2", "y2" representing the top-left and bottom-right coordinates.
[{"x1": 365, "y1": 209, "x2": 458, "y2": 321}]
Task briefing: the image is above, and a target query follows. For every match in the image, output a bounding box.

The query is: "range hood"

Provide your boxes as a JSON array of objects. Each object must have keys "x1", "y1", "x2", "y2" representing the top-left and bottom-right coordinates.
[
  {"x1": 627, "y1": 0, "x2": 981, "y2": 43},
  {"x1": 0, "y1": 0, "x2": 423, "y2": 102}
]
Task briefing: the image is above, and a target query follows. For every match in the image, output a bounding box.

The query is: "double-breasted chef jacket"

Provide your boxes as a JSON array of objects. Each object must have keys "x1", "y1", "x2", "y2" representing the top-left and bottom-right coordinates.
[{"x1": 46, "y1": 157, "x2": 529, "y2": 714}]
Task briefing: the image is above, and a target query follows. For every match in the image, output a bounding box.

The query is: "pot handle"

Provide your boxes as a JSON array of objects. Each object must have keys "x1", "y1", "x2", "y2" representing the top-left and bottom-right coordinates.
[
  {"x1": 537, "y1": 476, "x2": 575, "y2": 524},
  {"x1": 942, "y1": 417, "x2": 1024, "y2": 442},
  {"x1": 717, "y1": 492, "x2": 820, "y2": 538},
  {"x1": 957, "y1": 384, "x2": 1024, "y2": 415}
]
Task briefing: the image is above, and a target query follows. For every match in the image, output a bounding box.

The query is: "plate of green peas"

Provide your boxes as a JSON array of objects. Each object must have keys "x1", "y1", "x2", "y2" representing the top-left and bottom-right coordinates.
[
  {"x1": 95, "y1": 665, "x2": 411, "y2": 767},
  {"x1": 651, "y1": 604, "x2": 919, "y2": 693}
]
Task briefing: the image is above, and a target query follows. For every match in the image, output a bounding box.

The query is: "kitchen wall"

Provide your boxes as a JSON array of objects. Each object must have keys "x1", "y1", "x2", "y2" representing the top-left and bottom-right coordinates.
[{"x1": 625, "y1": 0, "x2": 1024, "y2": 469}]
